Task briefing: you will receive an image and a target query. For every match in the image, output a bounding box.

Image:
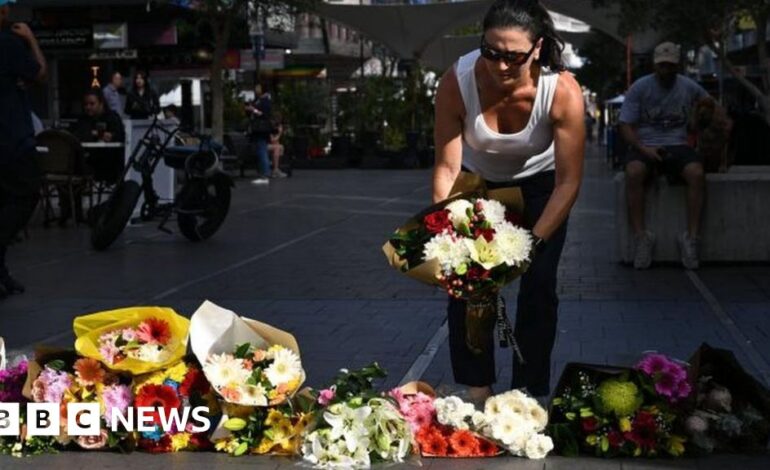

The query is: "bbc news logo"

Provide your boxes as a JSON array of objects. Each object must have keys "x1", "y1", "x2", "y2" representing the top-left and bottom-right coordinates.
[{"x1": 0, "y1": 403, "x2": 211, "y2": 436}]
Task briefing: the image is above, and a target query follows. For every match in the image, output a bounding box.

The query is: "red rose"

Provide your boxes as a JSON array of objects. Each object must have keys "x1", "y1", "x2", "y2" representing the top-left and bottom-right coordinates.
[
  {"x1": 179, "y1": 367, "x2": 211, "y2": 398},
  {"x1": 424, "y1": 210, "x2": 452, "y2": 234},
  {"x1": 581, "y1": 416, "x2": 599, "y2": 433}
]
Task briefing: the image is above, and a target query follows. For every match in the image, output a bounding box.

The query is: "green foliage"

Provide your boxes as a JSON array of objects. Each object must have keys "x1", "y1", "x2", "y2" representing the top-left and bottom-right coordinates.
[
  {"x1": 276, "y1": 80, "x2": 331, "y2": 135},
  {"x1": 574, "y1": 31, "x2": 625, "y2": 101}
]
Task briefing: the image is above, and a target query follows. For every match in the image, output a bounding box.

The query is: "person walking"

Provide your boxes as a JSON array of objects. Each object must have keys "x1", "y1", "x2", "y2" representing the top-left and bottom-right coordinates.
[
  {"x1": 432, "y1": 0, "x2": 585, "y2": 403},
  {"x1": 0, "y1": 0, "x2": 47, "y2": 298},
  {"x1": 246, "y1": 82, "x2": 273, "y2": 185}
]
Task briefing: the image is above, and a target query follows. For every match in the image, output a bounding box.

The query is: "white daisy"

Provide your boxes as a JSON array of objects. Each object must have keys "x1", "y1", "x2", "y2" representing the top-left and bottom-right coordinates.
[
  {"x1": 241, "y1": 383, "x2": 268, "y2": 407},
  {"x1": 264, "y1": 348, "x2": 303, "y2": 387},
  {"x1": 203, "y1": 353, "x2": 251, "y2": 388},
  {"x1": 524, "y1": 433, "x2": 554, "y2": 459}
]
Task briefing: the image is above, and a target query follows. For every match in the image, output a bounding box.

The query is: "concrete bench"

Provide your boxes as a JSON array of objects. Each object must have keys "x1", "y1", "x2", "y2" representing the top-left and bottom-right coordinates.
[{"x1": 615, "y1": 166, "x2": 770, "y2": 263}]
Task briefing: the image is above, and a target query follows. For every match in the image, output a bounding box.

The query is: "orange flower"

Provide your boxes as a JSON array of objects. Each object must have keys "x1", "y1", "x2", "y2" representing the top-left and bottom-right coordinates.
[
  {"x1": 416, "y1": 427, "x2": 448, "y2": 456},
  {"x1": 221, "y1": 387, "x2": 241, "y2": 402},
  {"x1": 74, "y1": 358, "x2": 106, "y2": 386},
  {"x1": 478, "y1": 437, "x2": 500, "y2": 456},
  {"x1": 252, "y1": 350, "x2": 267, "y2": 362},
  {"x1": 448, "y1": 429, "x2": 481, "y2": 457}
]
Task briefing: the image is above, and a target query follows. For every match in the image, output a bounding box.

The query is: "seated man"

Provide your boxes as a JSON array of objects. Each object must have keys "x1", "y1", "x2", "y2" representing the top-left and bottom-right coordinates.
[
  {"x1": 619, "y1": 42, "x2": 717, "y2": 270},
  {"x1": 63, "y1": 89, "x2": 125, "y2": 223},
  {"x1": 73, "y1": 88, "x2": 125, "y2": 144}
]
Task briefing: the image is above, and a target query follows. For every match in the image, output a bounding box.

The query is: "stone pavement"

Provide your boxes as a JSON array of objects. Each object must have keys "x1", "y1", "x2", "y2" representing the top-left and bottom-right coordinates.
[{"x1": 0, "y1": 144, "x2": 768, "y2": 468}]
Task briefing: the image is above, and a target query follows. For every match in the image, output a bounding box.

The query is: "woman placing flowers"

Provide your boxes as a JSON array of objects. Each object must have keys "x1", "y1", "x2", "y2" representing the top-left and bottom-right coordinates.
[{"x1": 432, "y1": 0, "x2": 585, "y2": 403}]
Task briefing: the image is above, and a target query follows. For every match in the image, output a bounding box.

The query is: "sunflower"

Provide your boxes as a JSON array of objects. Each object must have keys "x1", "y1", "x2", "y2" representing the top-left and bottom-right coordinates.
[
  {"x1": 73, "y1": 358, "x2": 106, "y2": 386},
  {"x1": 448, "y1": 429, "x2": 481, "y2": 457},
  {"x1": 136, "y1": 318, "x2": 172, "y2": 345}
]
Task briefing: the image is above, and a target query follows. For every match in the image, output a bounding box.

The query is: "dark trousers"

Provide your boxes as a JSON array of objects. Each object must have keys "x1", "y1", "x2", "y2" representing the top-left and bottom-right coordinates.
[
  {"x1": 447, "y1": 170, "x2": 568, "y2": 396},
  {"x1": 0, "y1": 154, "x2": 40, "y2": 271}
]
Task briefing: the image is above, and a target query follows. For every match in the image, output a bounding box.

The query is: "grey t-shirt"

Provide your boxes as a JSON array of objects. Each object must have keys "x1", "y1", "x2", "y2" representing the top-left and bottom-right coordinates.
[{"x1": 619, "y1": 74, "x2": 708, "y2": 146}]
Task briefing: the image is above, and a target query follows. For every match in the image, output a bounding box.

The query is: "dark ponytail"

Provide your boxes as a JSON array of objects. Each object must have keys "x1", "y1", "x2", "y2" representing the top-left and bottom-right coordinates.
[{"x1": 482, "y1": 0, "x2": 566, "y2": 71}]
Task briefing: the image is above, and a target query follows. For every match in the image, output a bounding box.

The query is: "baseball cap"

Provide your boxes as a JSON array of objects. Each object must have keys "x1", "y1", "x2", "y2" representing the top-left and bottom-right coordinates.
[{"x1": 654, "y1": 42, "x2": 680, "y2": 64}]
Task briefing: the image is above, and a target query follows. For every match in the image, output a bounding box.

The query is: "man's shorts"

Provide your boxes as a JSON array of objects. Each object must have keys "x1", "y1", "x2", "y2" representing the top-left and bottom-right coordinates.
[{"x1": 624, "y1": 145, "x2": 702, "y2": 184}]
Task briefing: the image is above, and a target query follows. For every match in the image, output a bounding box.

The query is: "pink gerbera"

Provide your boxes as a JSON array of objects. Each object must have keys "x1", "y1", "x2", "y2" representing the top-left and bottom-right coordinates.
[{"x1": 136, "y1": 318, "x2": 172, "y2": 345}]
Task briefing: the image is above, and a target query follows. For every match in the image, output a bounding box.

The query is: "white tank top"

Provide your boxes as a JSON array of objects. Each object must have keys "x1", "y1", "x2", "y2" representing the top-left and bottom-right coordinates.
[{"x1": 456, "y1": 49, "x2": 559, "y2": 182}]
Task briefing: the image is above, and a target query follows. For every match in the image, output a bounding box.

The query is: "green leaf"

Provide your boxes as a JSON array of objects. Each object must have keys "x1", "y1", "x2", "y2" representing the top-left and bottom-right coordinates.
[
  {"x1": 46, "y1": 360, "x2": 65, "y2": 371},
  {"x1": 235, "y1": 343, "x2": 251, "y2": 359},
  {"x1": 565, "y1": 412, "x2": 576, "y2": 421},
  {"x1": 458, "y1": 223, "x2": 472, "y2": 237}
]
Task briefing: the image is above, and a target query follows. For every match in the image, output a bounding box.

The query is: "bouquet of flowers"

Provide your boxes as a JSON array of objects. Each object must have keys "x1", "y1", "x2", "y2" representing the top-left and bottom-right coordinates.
[
  {"x1": 388, "y1": 383, "x2": 501, "y2": 458},
  {"x1": 203, "y1": 343, "x2": 303, "y2": 407},
  {"x1": 190, "y1": 300, "x2": 306, "y2": 407},
  {"x1": 132, "y1": 358, "x2": 219, "y2": 453},
  {"x1": 682, "y1": 344, "x2": 770, "y2": 454},
  {"x1": 300, "y1": 364, "x2": 413, "y2": 468},
  {"x1": 0, "y1": 346, "x2": 59, "y2": 457},
  {"x1": 549, "y1": 356, "x2": 690, "y2": 458},
  {"x1": 74, "y1": 307, "x2": 190, "y2": 375},
  {"x1": 24, "y1": 351, "x2": 135, "y2": 452},
  {"x1": 384, "y1": 173, "x2": 532, "y2": 354}
]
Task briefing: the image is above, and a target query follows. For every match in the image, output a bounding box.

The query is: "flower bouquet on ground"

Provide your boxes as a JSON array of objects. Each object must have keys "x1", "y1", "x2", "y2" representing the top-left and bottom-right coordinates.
[
  {"x1": 190, "y1": 300, "x2": 305, "y2": 407},
  {"x1": 383, "y1": 172, "x2": 532, "y2": 355},
  {"x1": 132, "y1": 357, "x2": 219, "y2": 453},
  {"x1": 300, "y1": 363, "x2": 413, "y2": 468},
  {"x1": 388, "y1": 382, "x2": 501, "y2": 458},
  {"x1": 682, "y1": 343, "x2": 770, "y2": 454},
  {"x1": 190, "y1": 300, "x2": 307, "y2": 457},
  {"x1": 22, "y1": 349, "x2": 136, "y2": 452},
  {"x1": 74, "y1": 306, "x2": 190, "y2": 375},
  {"x1": 0, "y1": 342, "x2": 58, "y2": 457},
  {"x1": 548, "y1": 354, "x2": 691, "y2": 458}
]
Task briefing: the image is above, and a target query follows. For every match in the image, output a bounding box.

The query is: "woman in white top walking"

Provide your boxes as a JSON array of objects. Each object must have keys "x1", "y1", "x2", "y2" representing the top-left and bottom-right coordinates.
[{"x1": 433, "y1": 0, "x2": 585, "y2": 403}]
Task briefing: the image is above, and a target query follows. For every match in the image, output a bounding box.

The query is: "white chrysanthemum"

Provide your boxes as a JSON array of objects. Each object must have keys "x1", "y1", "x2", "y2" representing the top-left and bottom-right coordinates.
[
  {"x1": 445, "y1": 199, "x2": 473, "y2": 228},
  {"x1": 479, "y1": 199, "x2": 507, "y2": 226},
  {"x1": 203, "y1": 353, "x2": 251, "y2": 387},
  {"x1": 464, "y1": 236, "x2": 504, "y2": 270},
  {"x1": 264, "y1": 348, "x2": 303, "y2": 387},
  {"x1": 471, "y1": 411, "x2": 487, "y2": 428},
  {"x1": 241, "y1": 383, "x2": 268, "y2": 406},
  {"x1": 524, "y1": 433, "x2": 554, "y2": 459},
  {"x1": 495, "y1": 223, "x2": 533, "y2": 267},
  {"x1": 423, "y1": 232, "x2": 471, "y2": 273},
  {"x1": 435, "y1": 396, "x2": 475, "y2": 429}
]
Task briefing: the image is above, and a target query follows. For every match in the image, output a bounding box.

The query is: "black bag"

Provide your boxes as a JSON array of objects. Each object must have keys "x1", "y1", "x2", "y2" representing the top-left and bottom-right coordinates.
[{"x1": 249, "y1": 116, "x2": 273, "y2": 136}]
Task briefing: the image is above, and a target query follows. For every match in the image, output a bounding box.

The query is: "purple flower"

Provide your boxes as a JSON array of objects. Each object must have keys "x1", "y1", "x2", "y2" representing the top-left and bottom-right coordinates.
[
  {"x1": 0, "y1": 360, "x2": 28, "y2": 403},
  {"x1": 636, "y1": 353, "x2": 671, "y2": 375},
  {"x1": 37, "y1": 367, "x2": 73, "y2": 403},
  {"x1": 102, "y1": 384, "x2": 132, "y2": 425}
]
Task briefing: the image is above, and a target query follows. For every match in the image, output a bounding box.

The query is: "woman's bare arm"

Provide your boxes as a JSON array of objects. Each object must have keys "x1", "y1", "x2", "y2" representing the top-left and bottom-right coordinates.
[{"x1": 432, "y1": 67, "x2": 465, "y2": 203}]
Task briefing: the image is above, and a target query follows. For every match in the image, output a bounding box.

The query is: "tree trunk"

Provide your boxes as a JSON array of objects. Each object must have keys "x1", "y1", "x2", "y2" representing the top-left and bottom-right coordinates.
[{"x1": 210, "y1": 11, "x2": 233, "y2": 142}]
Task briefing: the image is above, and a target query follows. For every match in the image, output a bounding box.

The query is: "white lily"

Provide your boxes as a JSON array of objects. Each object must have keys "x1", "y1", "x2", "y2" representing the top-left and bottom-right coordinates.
[{"x1": 464, "y1": 236, "x2": 504, "y2": 270}]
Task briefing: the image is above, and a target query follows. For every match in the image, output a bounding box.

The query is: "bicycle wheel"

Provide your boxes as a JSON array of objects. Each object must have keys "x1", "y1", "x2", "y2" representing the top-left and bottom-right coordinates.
[
  {"x1": 90, "y1": 180, "x2": 142, "y2": 250},
  {"x1": 176, "y1": 173, "x2": 232, "y2": 242}
]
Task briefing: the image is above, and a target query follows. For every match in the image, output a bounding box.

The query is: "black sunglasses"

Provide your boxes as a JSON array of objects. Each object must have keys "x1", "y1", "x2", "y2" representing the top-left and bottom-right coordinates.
[{"x1": 479, "y1": 38, "x2": 539, "y2": 65}]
